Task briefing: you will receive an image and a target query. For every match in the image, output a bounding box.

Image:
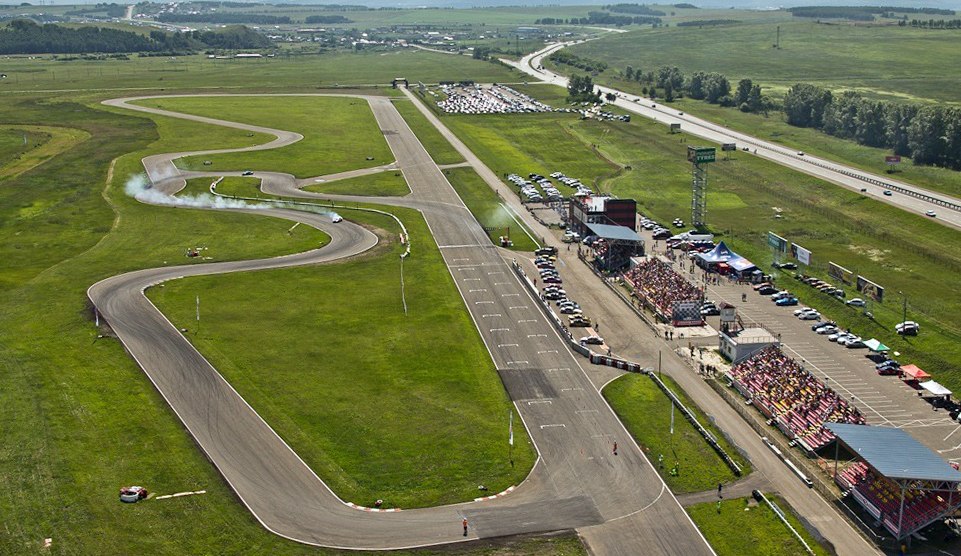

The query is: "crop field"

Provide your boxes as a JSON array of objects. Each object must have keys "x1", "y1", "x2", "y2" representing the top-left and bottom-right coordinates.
[
  {"x1": 0, "y1": 49, "x2": 520, "y2": 93},
  {"x1": 132, "y1": 96, "x2": 393, "y2": 178},
  {"x1": 567, "y1": 21, "x2": 961, "y2": 105},
  {"x1": 438, "y1": 90, "x2": 961, "y2": 390},
  {"x1": 603, "y1": 373, "x2": 749, "y2": 493},
  {"x1": 149, "y1": 202, "x2": 536, "y2": 509},
  {"x1": 688, "y1": 496, "x2": 829, "y2": 556}
]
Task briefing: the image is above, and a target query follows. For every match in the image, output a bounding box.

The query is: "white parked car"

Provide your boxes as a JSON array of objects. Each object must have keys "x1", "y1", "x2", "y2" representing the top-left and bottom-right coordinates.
[
  {"x1": 846, "y1": 298, "x2": 866, "y2": 307},
  {"x1": 798, "y1": 311, "x2": 821, "y2": 320}
]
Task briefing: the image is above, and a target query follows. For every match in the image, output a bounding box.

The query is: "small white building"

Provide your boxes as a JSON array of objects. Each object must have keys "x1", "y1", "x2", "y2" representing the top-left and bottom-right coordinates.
[{"x1": 719, "y1": 327, "x2": 777, "y2": 363}]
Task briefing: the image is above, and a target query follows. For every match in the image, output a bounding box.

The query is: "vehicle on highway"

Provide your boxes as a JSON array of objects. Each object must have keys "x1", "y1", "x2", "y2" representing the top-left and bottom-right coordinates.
[
  {"x1": 883, "y1": 190, "x2": 893, "y2": 196},
  {"x1": 797, "y1": 151, "x2": 805, "y2": 156},
  {"x1": 242, "y1": 170, "x2": 254, "y2": 176},
  {"x1": 776, "y1": 296, "x2": 799, "y2": 306},
  {"x1": 846, "y1": 298, "x2": 866, "y2": 307},
  {"x1": 926, "y1": 210, "x2": 937, "y2": 217},
  {"x1": 580, "y1": 335, "x2": 604, "y2": 345}
]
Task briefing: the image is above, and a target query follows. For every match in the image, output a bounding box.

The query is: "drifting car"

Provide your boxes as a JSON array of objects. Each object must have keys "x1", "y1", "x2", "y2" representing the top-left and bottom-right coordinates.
[
  {"x1": 579, "y1": 335, "x2": 605, "y2": 345},
  {"x1": 241, "y1": 170, "x2": 254, "y2": 176},
  {"x1": 331, "y1": 214, "x2": 343, "y2": 223},
  {"x1": 926, "y1": 210, "x2": 937, "y2": 218},
  {"x1": 120, "y1": 486, "x2": 149, "y2": 503}
]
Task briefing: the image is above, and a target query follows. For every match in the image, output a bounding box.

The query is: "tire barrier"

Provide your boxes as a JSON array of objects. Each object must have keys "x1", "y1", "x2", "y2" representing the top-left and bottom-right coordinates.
[{"x1": 646, "y1": 371, "x2": 743, "y2": 477}]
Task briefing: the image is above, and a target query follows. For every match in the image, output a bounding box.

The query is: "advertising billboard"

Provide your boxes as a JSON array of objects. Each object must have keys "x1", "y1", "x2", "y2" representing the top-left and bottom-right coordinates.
[
  {"x1": 828, "y1": 262, "x2": 854, "y2": 285},
  {"x1": 722, "y1": 143, "x2": 737, "y2": 152},
  {"x1": 791, "y1": 243, "x2": 811, "y2": 266},
  {"x1": 856, "y1": 275, "x2": 884, "y2": 302},
  {"x1": 687, "y1": 146, "x2": 716, "y2": 163},
  {"x1": 767, "y1": 232, "x2": 788, "y2": 254},
  {"x1": 885, "y1": 155, "x2": 901, "y2": 165}
]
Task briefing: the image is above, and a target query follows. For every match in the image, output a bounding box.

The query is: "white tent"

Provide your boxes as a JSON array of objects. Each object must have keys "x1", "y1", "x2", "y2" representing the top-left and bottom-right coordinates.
[{"x1": 920, "y1": 380, "x2": 952, "y2": 397}]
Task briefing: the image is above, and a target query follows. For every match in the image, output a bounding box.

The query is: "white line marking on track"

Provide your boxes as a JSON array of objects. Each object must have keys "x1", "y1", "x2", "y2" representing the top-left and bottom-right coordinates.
[
  {"x1": 576, "y1": 409, "x2": 598, "y2": 414},
  {"x1": 538, "y1": 350, "x2": 559, "y2": 354},
  {"x1": 540, "y1": 424, "x2": 566, "y2": 429},
  {"x1": 527, "y1": 400, "x2": 552, "y2": 405},
  {"x1": 502, "y1": 293, "x2": 521, "y2": 297},
  {"x1": 482, "y1": 314, "x2": 502, "y2": 318},
  {"x1": 490, "y1": 328, "x2": 510, "y2": 332},
  {"x1": 518, "y1": 319, "x2": 537, "y2": 323},
  {"x1": 509, "y1": 305, "x2": 529, "y2": 309},
  {"x1": 469, "y1": 289, "x2": 487, "y2": 293},
  {"x1": 475, "y1": 301, "x2": 494, "y2": 304},
  {"x1": 498, "y1": 343, "x2": 519, "y2": 348},
  {"x1": 506, "y1": 360, "x2": 529, "y2": 366},
  {"x1": 528, "y1": 334, "x2": 547, "y2": 338}
]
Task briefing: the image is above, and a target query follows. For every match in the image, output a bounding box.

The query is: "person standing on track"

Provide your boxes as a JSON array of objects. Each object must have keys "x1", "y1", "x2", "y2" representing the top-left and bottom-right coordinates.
[
  {"x1": 613, "y1": 441, "x2": 618, "y2": 455},
  {"x1": 462, "y1": 517, "x2": 468, "y2": 536}
]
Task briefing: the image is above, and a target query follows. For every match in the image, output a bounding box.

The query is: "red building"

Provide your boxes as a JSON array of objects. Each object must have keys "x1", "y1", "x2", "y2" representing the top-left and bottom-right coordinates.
[{"x1": 568, "y1": 195, "x2": 637, "y2": 237}]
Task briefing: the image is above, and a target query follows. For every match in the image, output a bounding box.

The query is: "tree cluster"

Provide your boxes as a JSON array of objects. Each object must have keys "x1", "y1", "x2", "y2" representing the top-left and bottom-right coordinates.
[
  {"x1": 788, "y1": 5, "x2": 954, "y2": 21},
  {"x1": 64, "y1": 3, "x2": 126, "y2": 18},
  {"x1": 549, "y1": 50, "x2": 607, "y2": 73},
  {"x1": 472, "y1": 46, "x2": 492, "y2": 60},
  {"x1": 304, "y1": 15, "x2": 352, "y2": 24},
  {"x1": 673, "y1": 3, "x2": 698, "y2": 9},
  {"x1": 537, "y1": 12, "x2": 661, "y2": 26},
  {"x1": 906, "y1": 18, "x2": 961, "y2": 28},
  {"x1": 623, "y1": 64, "x2": 772, "y2": 112},
  {"x1": 782, "y1": 83, "x2": 961, "y2": 169},
  {"x1": 567, "y1": 74, "x2": 601, "y2": 103},
  {"x1": 157, "y1": 13, "x2": 291, "y2": 25},
  {"x1": 0, "y1": 19, "x2": 269, "y2": 55},
  {"x1": 604, "y1": 4, "x2": 666, "y2": 16}
]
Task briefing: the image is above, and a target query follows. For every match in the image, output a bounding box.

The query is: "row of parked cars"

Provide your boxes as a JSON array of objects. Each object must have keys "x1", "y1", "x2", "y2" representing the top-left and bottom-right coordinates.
[
  {"x1": 534, "y1": 248, "x2": 602, "y2": 345},
  {"x1": 507, "y1": 173, "x2": 562, "y2": 203},
  {"x1": 638, "y1": 216, "x2": 674, "y2": 240},
  {"x1": 793, "y1": 274, "x2": 846, "y2": 299}
]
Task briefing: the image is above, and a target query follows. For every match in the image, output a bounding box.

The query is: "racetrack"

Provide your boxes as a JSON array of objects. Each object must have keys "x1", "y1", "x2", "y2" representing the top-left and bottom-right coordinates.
[{"x1": 92, "y1": 94, "x2": 716, "y2": 554}]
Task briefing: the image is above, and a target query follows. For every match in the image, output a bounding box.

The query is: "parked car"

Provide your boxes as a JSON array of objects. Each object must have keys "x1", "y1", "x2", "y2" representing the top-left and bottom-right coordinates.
[
  {"x1": 776, "y1": 297, "x2": 799, "y2": 306},
  {"x1": 810, "y1": 320, "x2": 835, "y2": 331},
  {"x1": 580, "y1": 335, "x2": 605, "y2": 345},
  {"x1": 798, "y1": 311, "x2": 821, "y2": 320},
  {"x1": 543, "y1": 276, "x2": 562, "y2": 284},
  {"x1": 535, "y1": 247, "x2": 557, "y2": 256},
  {"x1": 896, "y1": 321, "x2": 920, "y2": 335},
  {"x1": 846, "y1": 298, "x2": 866, "y2": 307},
  {"x1": 757, "y1": 285, "x2": 778, "y2": 295},
  {"x1": 846, "y1": 339, "x2": 867, "y2": 349},
  {"x1": 700, "y1": 303, "x2": 720, "y2": 316},
  {"x1": 753, "y1": 282, "x2": 773, "y2": 291},
  {"x1": 569, "y1": 315, "x2": 591, "y2": 327},
  {"x1": 815, "y1": 325, "x2": 839, "y2": 335}
]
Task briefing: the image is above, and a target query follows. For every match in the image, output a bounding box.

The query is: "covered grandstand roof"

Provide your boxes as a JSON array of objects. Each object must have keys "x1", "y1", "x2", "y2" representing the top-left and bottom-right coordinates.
[
  {"x1": 585, "y1": 223, "x2": 643, "y2": 242},
  {"x1": 826, "y1": 423, "x2": 961, "y2": 483}
]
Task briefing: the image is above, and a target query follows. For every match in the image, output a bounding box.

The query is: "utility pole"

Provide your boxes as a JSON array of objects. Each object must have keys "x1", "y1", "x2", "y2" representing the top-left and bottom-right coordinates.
[
  {"x1": 900, "y1": 291, "x2": 907, "y2": 324},
  {"x1": 776, "y1": 26, "x2": 780, "y2": 49}
]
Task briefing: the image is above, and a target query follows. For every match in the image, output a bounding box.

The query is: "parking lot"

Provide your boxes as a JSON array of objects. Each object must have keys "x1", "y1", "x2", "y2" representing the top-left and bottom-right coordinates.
[{"x1": 436, "y1": 84, "x2": 554, "y2": 115}]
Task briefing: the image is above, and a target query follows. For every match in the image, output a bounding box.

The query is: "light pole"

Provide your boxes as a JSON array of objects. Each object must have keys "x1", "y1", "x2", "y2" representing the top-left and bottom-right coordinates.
[{"x1": 899, "y1": 290, "x2": 907, "y2": 324}]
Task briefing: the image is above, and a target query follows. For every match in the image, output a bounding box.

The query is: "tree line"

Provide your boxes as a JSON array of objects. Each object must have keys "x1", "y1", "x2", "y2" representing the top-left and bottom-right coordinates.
[
  {"x1": 621, "y1": 64, "x2": 773, "y2": 114},
  {"x1": 904, "y1": 18, "x2": 961, "y2": 28},
  {"x1": 604, "y1": 4, "x2": 666, "y2": 16},
  {"x1": 788, "y1": 5, "x2": 954, "y2": 21},
  {"x1": 567, "y1": 74, "x2": 601, "y2": 104},
  {"x1": 156, "y1": 13, "x2": 291, "y2": 25},
  {"x1": 304, "y1": 15, "x2": 352, "y2": 24},
  {"x1": 535, "y1": 12, "x2": 661, "y2": 26},
  {"x1": 549, "y1": 50, "x2": 607, "y2": 73},
  {"x1": 783, "y1": 84, "x2": 961, "y2": 169},
  {"x1": 0, "y1": 19, "x2": 269, "y2": 54}
]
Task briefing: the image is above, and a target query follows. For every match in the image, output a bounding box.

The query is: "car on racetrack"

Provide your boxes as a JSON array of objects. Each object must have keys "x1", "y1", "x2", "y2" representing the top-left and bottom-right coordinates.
[
  {"x1": 775, "y1": 297, "x2": 799, "y2": 306},
  {"x1": 241, "y1": 170, "x2": 254, "y2": 176},
  {"x1": 926, "y1": 210, "x2": 937, "y2": 218},
  {"x1": 579, "y1": 335, "x2": 604, "y2": 345},
  {"x1": 331, "y1": 214, "x2": 343, "y2": 223}
]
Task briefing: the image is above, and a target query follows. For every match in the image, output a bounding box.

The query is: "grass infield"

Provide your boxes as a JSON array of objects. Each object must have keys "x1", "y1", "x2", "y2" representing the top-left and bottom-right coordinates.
[
  {"x1": 445, "y1": 166, "x2": 540, "y2": 252},
  {"x1": 133, "y1": 96, "x2": 393, "y2": 179},
  {"x1": 303, "y1": 170, "x2": 411, "y2": 197},
  {"x1": 149, "y1": 203, "x2": 536, "y2": 508},
  {"x1": 602, "y1": 373, "x2": 749, "y2": 493},
  {"x1": 687, "y1": 495, "x2": 829, "y2": 556}
]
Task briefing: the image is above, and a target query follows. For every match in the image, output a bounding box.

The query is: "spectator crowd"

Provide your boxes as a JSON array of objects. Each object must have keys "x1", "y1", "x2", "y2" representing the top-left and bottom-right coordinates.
[
  {"x1": 623, "y1": 258, "x2": 702, "y2": 320},
  {"x1": 728, "y1": 346, "x2": 865, "y2": 451}
]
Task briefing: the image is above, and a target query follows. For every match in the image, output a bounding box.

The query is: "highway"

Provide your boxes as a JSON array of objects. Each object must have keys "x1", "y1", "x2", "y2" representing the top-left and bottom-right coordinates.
[
  {"x1": 93, "y1": 94, "x2": 715, "y2": 555},
  {"x1": 504, "y1": 43, "x2": 961, "y2": 231}
]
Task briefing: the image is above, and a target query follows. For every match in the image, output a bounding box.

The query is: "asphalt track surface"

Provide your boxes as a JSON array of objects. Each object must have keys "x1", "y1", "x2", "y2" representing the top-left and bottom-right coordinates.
[
  {"x1": 93, "y1": 95, "x2": 715, "y2": 554},
  {"x1": 506, "y1": 43, "x2": 961, "y2": 231}
]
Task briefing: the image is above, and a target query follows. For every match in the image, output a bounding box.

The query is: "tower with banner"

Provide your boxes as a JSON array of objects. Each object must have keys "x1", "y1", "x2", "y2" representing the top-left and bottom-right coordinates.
[{"x1": 687, "y1": 146, "x2": 715, "y2": 229}]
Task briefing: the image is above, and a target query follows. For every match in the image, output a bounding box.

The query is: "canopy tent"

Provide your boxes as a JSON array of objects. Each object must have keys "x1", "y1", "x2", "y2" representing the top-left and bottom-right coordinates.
[
  {"x1": 728, "y1": 256, "x2": 757, "y2": 272},
  {"x1": 864, "y1": 338, "x2": 890, "y2": 352},
  {"x1": 696, "y1": 241, "x2": 736, "y2": 263},
  {"x1": 901, "y1": 364, "x2": 931, "y2": 381},
  {"x1": 920, "y1": 381, "x2": 952, "y2": 397}
]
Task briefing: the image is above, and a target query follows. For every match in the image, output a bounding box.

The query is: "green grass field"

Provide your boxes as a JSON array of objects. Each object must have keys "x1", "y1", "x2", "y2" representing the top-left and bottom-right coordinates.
[
  {"x1": 441, "y1": 89, "x2": 961, "y2": 389},
  {"x1": 688, "y1": 496, "x2": 829, "y2": 556},
  {"x1": 0, "y1": 126, "x2": 46, "y2": 166},
  {"x1": 0, "y1": 49, "x2": 521, "y2": 94},
  {"x1": 603, "y1": 373, "x2": 749, "y2": 493},
  {"x1": 148, "y1": 203, "x2": 536, "y2": 508},
  {"x1": 393, "y1": 98, "x2": 465, "y2": 166},
  {"x1": 568, "y1": 20, "x2": 961, "y2": 104},
  {"x1": 132, "y1": 96, "x2": 393, "y2": 178},
  {"x1": 303, "y1": 170, "x2": 411, "y2": 197},
  {"x1": 445, "y1": 167, "x2": 540, "y2": 251}
]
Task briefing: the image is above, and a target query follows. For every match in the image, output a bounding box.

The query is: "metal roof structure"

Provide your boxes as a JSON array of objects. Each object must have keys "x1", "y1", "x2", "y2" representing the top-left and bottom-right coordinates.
[
  {"x1": 585, "y1": 223, "x2": 643, "y2": 243},
  {"x1": 826, "y1": 423, "x2": 961, "y2": 483}
]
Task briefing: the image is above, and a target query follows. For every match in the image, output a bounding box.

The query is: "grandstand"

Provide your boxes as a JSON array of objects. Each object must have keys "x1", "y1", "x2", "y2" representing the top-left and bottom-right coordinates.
[
  {"x1": 829, "y1": 423, "x2": 961, "y2": 543},
  {"x1": 623, "y1": 257, "x2": 702, "y2": 325},
  {"x1": 727, "y1": 346, "x2": 865, "y2": 452}
]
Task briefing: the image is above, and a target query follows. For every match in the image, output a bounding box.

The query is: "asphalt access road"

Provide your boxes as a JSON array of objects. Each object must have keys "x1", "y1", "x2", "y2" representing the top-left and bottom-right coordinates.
[
  {"x1": 504, "y1": 44, "x2": 961, "y2": 231},
  {"x1": 97, "y1": 95, "x2": 715, "y2": 555}
]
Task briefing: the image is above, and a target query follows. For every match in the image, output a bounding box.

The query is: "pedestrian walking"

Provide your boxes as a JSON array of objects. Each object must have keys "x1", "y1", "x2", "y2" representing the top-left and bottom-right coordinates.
[
  {"x1": 717, "y1": 482, "x2": 723, "y2": 498},
  {"x1": 613, "y1": 441, "x2": 618, "y2": 455},
  {"x1": 463, "y1": 517, "x2": 468, "y2": 536}
]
